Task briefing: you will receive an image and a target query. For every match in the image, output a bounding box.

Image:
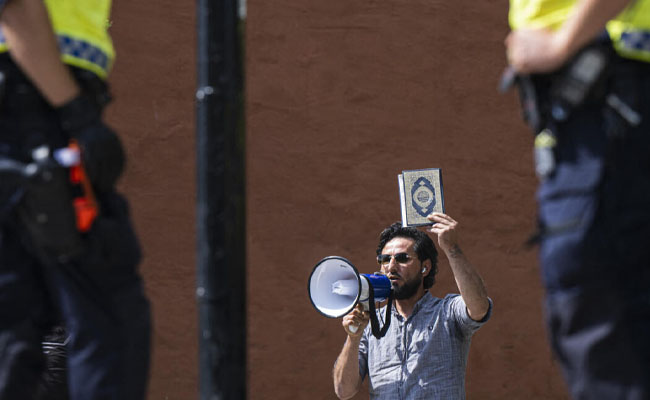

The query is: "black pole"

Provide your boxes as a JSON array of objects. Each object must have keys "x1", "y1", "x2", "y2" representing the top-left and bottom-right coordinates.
[{"x1": 196, "y1": 0, "x2": 246, "y2": 398}]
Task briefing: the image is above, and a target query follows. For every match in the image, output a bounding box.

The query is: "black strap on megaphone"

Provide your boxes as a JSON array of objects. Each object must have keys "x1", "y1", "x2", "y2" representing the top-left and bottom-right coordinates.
[{"x1": 367, "y1": 280, "x2": 393, "y2": 339}]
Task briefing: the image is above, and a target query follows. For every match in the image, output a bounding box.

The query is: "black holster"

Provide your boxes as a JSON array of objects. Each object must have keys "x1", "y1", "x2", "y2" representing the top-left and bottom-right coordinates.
[
  {"x1": 16, "y1": 150, "x2": 83, "y2": 264},
  {"x1": 515, "y1": 40, "x2": 614, "y2": 136}
]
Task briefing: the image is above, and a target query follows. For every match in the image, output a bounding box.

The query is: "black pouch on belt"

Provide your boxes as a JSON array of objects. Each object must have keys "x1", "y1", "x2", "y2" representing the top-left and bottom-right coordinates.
[
  {"x1": 547, "y1": 40, "x2": 614, "y2": 122},
  {"x1": 16, "y1": 146, "x2": 83, "y2": 264}
]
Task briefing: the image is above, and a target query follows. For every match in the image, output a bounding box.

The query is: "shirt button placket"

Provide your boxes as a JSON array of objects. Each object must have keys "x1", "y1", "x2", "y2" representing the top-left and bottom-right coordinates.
[
  {"x1": 395, "y1": 319, "x2": 404, "y2": 399},
  {"x1": 401, "y1": 319, "x2": 409, "y2": 399}
]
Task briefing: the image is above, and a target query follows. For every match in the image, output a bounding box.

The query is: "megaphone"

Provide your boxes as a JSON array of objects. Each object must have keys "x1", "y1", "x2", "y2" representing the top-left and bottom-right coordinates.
[{"x1": 308, "y1": 256, "x2": 393, "y2": 338}]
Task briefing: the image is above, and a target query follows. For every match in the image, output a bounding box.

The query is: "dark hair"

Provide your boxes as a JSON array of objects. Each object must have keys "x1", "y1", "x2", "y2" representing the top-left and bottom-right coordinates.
[{"x1": 376, "y1": 222, "x2": 438, "y2": 289}]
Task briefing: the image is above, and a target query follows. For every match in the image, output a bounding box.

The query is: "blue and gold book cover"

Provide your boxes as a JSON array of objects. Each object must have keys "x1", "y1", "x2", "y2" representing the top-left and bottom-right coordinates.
[{"x1": 398, "y1": 168, "x2": 444, "y2": 227}]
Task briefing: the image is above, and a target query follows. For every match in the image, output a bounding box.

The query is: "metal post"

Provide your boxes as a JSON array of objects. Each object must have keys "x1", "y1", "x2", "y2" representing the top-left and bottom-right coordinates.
[{"x1": 196, "y1": 0, "x2": 246, "y2": 398}]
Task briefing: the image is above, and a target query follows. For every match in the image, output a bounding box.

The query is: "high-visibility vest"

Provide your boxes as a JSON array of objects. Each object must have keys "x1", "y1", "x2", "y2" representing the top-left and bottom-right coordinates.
[
  {"x1": 508, "y1": 0, "x2": 575, "y2": 31},
  {"x1": 509, "y1": 0, "x2": 650, "y2": 63},
  {"x1": 0, "y1": 0, "x2": 114, "y2": 79}
]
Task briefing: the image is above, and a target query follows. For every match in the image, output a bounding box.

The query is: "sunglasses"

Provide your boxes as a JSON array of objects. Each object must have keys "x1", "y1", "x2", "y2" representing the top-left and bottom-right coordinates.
[{"x1": 377, "y1": 252, "x2": 415, "y2": 265}]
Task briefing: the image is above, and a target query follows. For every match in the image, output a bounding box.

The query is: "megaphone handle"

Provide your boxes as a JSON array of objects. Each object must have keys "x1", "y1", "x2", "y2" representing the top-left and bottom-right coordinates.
[{"x1": 348, "y1": 324, "x2": 358, "y2": 333}]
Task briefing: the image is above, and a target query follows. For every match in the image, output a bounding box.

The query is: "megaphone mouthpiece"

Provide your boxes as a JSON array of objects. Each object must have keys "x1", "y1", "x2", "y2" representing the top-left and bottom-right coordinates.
[{"x1": 331, "y1": 279, "x2": 358, "y2": 296}]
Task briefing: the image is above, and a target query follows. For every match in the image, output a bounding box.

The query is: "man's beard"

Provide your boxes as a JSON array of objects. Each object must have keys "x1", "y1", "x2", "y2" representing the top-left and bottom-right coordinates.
[{"x1": 391, "y1": 274, "x2": 423, "y2": 300}]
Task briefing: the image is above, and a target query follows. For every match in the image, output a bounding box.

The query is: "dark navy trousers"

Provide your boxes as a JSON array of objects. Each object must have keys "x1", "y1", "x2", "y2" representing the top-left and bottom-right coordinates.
[
  {"x1": 0, "y1": 57, "x2": 151, "y2": 400},
  {"x1": 537, "y1": 57, "x2": 650, "y2": 400}
]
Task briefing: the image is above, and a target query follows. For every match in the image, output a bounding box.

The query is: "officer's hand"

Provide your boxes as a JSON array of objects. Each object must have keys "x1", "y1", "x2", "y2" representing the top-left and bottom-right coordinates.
[
  {"x1": 505, "y1": 28, "x2": 572, "y2": 74},
  {"x1": 342, "y1": 304, "x2": 369, "y2": 338},
  {"x1": 56, "y1": 95, "x2": 125, "y2": 193}
]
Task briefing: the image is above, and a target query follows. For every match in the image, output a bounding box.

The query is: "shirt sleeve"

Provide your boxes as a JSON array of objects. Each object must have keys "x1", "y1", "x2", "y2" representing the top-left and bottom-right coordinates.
[{"x1": 446, "y1": 294, "x2": 493, "y2": 336}]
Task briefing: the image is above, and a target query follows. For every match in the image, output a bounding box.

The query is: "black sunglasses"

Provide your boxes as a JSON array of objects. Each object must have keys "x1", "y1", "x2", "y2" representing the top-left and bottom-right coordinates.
[{"x1": 377, "y1": 252, "x2": 414, "y2": 265}]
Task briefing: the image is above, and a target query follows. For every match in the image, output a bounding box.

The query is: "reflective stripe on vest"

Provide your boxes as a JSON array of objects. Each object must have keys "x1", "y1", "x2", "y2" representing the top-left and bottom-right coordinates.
[
  {"x1": 607, "y1": 0, "x2": 650, "y2": 63},
  {"x1": 621, "y1": 30, "x2": 650, "y2": 52},
  {"x1": 0, "y1": 31, "x2": 112, "y2": 79}
]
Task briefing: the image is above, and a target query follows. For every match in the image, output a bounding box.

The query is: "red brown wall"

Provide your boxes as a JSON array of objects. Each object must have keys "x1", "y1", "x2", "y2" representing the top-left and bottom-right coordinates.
[
  {"x1": 108, "y1": 0, "x2": 570, "y2": 398},
  {"x1": 108, "y1": 1, "x2": 198, "y2": 398}
]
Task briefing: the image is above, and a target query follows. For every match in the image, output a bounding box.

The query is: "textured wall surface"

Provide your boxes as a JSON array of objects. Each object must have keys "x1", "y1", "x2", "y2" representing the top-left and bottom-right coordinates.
[
  {"x1": 108, "y1": 0, "x2": 570, "y2": 398},
  {"x1": 108, "y1": 1, "x2": 198, "y2": 398},
  {"x1": 246, "y1": 0, "x2": 568, "y2": 399}
]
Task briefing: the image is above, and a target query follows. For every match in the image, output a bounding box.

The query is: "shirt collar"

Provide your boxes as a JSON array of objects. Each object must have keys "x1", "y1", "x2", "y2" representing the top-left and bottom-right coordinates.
[{"x1": 391, "y1": 290, "x2": 433, "y2": 320}]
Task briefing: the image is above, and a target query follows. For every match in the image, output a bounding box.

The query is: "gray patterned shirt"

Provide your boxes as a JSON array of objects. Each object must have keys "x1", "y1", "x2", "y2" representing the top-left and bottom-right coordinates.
[{"x1": 358, "y1": 293, "x2": 492, "y2": 400}]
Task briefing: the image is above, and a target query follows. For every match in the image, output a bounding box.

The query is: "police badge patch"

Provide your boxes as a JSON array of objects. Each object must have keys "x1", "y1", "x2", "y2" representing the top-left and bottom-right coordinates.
[{"x1": 398, "y1": 168, "x2": 444, "y2": 227}]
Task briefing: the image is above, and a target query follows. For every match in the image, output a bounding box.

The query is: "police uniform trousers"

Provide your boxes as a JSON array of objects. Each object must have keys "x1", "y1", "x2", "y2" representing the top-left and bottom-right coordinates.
[
  {"x1": 537, "y1": 56, "x2": 650, "y2": 400},
  {"x1": 0, "y1": 56, "x2": 151, "y2": 400}
]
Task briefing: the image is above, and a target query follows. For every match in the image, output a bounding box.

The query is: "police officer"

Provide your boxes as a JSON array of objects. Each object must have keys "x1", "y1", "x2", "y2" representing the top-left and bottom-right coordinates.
[
  {"x1": 0, "y1": 1, "x2": 151, "y2": 399},
  {"x1": 506, "y1": 0, "x2": 650, "y2": 399}
]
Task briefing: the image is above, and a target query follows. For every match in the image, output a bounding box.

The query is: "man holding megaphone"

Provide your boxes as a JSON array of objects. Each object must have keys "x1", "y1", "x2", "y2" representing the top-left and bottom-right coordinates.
[{"x1": 332, "y1": 212, "x2": 491, "y2": 400}]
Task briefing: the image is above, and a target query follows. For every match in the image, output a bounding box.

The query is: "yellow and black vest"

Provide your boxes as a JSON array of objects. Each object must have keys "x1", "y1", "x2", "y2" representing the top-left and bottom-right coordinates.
[
  {"x1": 607, "y1": 1, "x2": 650, "y2": 62},
  {"x1": 509, "y1": 0, "x2": 650, "y2": 63},
  {"x1": 0, "y1": 0, "x2": 114, "y2": 79}
]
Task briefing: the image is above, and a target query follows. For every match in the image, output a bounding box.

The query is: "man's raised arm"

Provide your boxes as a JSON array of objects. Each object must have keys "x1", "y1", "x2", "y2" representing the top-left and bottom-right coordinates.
[{"x1": 426, "y1": 213, "x2": 489, "y2": 321}]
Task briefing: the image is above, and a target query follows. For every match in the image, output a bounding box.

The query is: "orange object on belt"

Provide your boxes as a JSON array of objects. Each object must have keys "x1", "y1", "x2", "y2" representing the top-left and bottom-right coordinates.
[{"x1": 68, "y1": 141, "x2": 99, "y2": 232}]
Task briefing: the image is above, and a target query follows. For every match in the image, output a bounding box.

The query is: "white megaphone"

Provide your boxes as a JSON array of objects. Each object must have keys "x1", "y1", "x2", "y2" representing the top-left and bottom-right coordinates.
[{"x1": 308, "y1": 256, "x2": 393, "y2": 336}]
